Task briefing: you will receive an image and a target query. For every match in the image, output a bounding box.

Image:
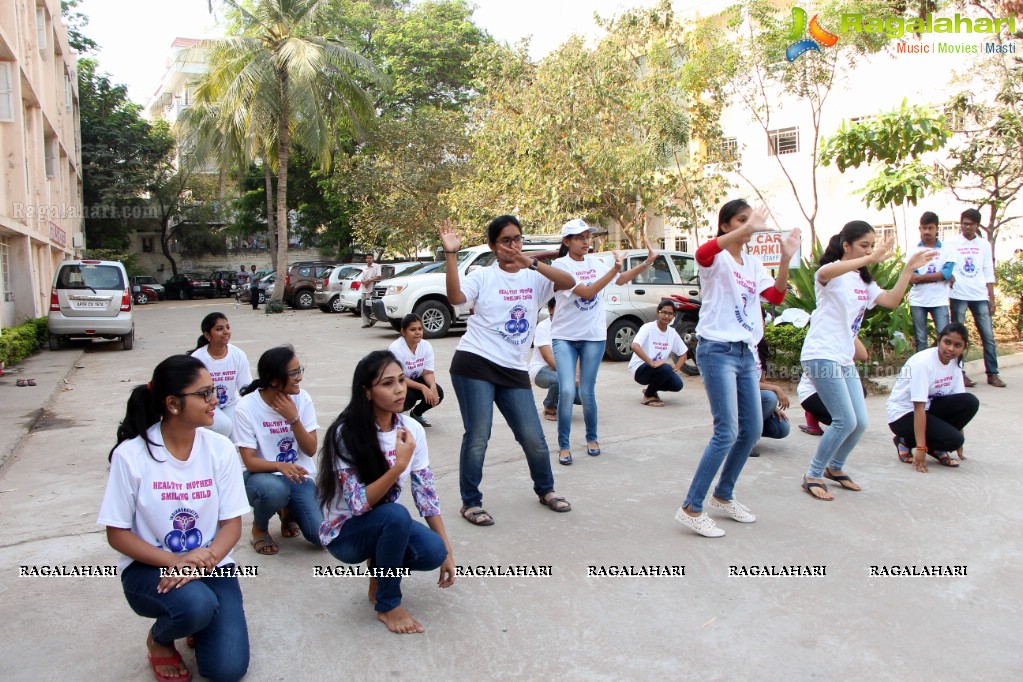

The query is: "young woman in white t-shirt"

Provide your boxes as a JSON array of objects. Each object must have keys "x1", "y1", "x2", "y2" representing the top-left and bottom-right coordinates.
[
  {"x1": 799, "y1": 221, "x2": 935, "y2": 501},
  {"x1": 189, "y1": 312, "x2": 252, "y2": 438},
  {"x1": 629, "y1": 298, "x2": 688, "y2": 405},
  {"x1": 887, "y1": 323, "x2": 979, "y2": 472},
  {"x1": 676, "y1": 199, "x2": 800, "y2": 538},
  {"x1": 232, "y1": 345, "x2": 321, "y2": 554},
  {"x1": 440, "y1": 215, "x2": 576, "y2": 526},
  {"x1": 98, "y1": 355, "x2": 250, "y2": 682},
  {"x1": 798, "y1": 337, "x2": 868, "y2": 436},
  {"x1": 387, "y1": 314, "x2": 444, "y2": 427},
  {"x1": 318, "y1": 350, "x2": 456, "y2": 634},
  {"x1": 550, "y1": 219, "x2": 654, "y2": 464}
]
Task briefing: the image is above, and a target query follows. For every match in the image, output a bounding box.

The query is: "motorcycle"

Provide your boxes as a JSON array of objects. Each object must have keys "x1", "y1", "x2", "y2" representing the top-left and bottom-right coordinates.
[{"x1": 668, "y1": 294, "x2": 701, "y2": 376}]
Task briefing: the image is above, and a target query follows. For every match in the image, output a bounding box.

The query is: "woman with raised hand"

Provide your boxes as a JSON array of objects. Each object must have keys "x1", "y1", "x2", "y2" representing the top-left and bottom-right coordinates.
[
  {"x1": 98, "y1": 355, "x2": 249, "y2": 682},
  {"x1": 232, "y1": 345, "x2": 321, "y2": 554},
  {"x1": 189, "y1": 312, "x2": 252, "y2": 438},
  {"x1": 799, "y1": 221, "x2": 935, "y2": 500},
  {"x1": 440, "y1": 216, "x2": 576, "y2": 526},
  {"x1": 676, "y1": 199, "x2": 800, "y2": 538},
  {"x1": 550, "y1": 219, "x2": 655, "y2": 464},
  {"x1": 318, "y1": 350, "x2": 455, "y2": 634},
  {"x1": 387, "y1": 313, "x2": 444, "y2": 427},
  {"x1": 887, "y1": 323, "x2": 979, "y2": 472}
]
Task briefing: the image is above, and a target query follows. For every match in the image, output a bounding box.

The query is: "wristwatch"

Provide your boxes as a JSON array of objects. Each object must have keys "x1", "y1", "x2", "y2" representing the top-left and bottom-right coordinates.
[{"x1": 528, "y1": 258, "x2": 539, "y2": 271}]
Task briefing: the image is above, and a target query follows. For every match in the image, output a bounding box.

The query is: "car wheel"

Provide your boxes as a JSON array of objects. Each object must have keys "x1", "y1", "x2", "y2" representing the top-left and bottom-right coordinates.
[
  {"x1": 134, "y1": 292, "x2": 149, "y2": 305},
  {"x1": 330, "y1": 296, "x2": 344, "y2": 314},
  {"x1": 257, "y1": 291, "x2": 266, "y2": 304},
  {"x1": 414, "y1": 300, "x2": 451, "y2": 339},
  {"x1": 673, "y1": 318, "x2": 701, "y2": 376},
  {"x1": 178, "y1": 289, "x2": 188, "y2": 300},
  {"x1": 48, "y1": 334, "x2": 61, "y2": 351},
  {"x1": 605, "y1": 318, "x2": 640, "y2": 361},
  {"x1": 122, "y1": 329, "x2": 134, "y2": 350},
  {"x1": 296, "y1": 290, "x2": 315, "y2": 310}
]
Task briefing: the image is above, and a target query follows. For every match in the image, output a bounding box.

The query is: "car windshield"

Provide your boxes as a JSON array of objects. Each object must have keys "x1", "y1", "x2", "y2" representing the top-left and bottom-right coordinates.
[
  {"x1": 57, "y1": 264, "x2": 124, "y2": 290},
  {"x1": 136, "y1": 276, "x2": 157, "y2": 284},
  {"x1": 435, "y1": 250, "x2": 475, "y2": 274}
]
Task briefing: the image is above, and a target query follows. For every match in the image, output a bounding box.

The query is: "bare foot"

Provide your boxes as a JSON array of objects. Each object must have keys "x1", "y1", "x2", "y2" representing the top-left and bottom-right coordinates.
[
  {"x1": 367, "y1": 576, "x2": 378, "y2": 605},
  {"x1": 377, "y1": 605, "x2": 425, "y2": 634},
  {"x1": 147, "y1": 632, "x2": 189, "y2": 679}
]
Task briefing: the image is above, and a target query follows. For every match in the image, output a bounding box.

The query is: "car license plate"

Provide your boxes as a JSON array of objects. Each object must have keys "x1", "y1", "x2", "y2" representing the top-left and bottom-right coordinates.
[
  {"x1": 72, "y1": 300, "x2": 108, "y2": 309},
  {"x1": 196, "y1": 281, "x2": 211, "y2": 286}
]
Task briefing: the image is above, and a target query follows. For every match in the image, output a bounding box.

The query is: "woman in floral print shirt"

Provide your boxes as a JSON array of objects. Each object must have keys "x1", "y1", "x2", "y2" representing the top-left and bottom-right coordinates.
[{"x1": 317, "y1": 350, "x2": 455, "y2": 634}]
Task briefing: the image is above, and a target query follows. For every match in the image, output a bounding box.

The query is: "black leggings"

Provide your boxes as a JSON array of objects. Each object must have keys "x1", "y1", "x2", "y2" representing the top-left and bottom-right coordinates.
[
  {"x1": 801, "y1": 382, "x2": 867, "y2": 426},
  {"x1": 887, "y1": 393, "x2": 980, "y2": 452},
  {"x1": 406, "y1": 384, "x2": 444, "y2": 416}
]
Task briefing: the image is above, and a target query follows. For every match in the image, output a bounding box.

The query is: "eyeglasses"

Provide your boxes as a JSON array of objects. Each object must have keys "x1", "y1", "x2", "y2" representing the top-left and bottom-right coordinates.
[
  {"x1": 496, "y1": 235, "x2": 524, "y2": 246},
  {"x1": 287, "y1": 367, "x2": 305, "y2": 379},
  {"x1": 960, "y1": 221, "x2": 979, "y2": 228},
  {"x1": 657, "y1": 309, "x2": 676, "y2": 316},
  {"x1": 178, "y1": 388, "x2": 217, "y2": 402}
]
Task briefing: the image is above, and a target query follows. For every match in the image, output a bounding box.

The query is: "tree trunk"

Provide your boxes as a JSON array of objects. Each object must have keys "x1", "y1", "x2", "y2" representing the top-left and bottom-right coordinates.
[
  {"x1": 159, "y1": 216, "x2": 178, "y2": 276},
  {"x1": 262, "y1": 157, "x2": 277, "y2": 271},
  {"x1": 272, "y1": 75, "x2": 290, "y2": 304}
]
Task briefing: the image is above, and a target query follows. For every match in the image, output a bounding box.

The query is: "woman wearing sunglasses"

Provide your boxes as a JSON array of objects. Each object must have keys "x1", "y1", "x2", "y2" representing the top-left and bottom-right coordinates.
[{"x1": 232, "y1": 345, "x2": 321, "y2": 555}]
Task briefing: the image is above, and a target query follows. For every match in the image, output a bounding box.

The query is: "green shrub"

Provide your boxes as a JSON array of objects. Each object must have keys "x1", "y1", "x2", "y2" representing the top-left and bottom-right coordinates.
[
  {"x1": 763, "y1": 323, "x2": 807, "y2": 379},
  {"x1": 264, "y1": 300, "x2": 285, "y2": 314},
  {"x1": 0, "y1": 317, "x2": 48, "y2": 367},
  {"x1": 996, "y1": 258, "x2": 1023, "y2": 341}
]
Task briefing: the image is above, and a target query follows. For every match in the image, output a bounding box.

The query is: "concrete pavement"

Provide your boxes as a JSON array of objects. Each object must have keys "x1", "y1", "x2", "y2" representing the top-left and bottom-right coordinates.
[{"x1": 1, "y1": 299, "x2": 1021, "y2": 680}]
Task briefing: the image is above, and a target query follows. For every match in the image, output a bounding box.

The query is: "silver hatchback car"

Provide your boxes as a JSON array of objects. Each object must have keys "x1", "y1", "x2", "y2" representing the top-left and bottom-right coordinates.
[{"x1": 48, "y1": 259, "x2": 134, "y2": 350}]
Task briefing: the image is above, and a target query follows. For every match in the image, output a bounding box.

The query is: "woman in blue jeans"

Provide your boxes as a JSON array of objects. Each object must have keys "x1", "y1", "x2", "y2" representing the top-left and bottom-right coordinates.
[
  {"x1": 550, "y1": 219, "x2": 654, "y2": 464},
  {"x1": 676, "y1": 199, "x2": 799, "y2": 538},
  {"x1": 799, "y1": 221, "x2": 934, "y2": 500},
  {"x1": 318, "y1": 350, "x2": 455, "y2": 634},
  {"x1": 98, "y1": 355, "x2": 249, "y2": 682},
  {"x1": 440, "y1": 216, "x2": 576, "y2": 526},
  {"x1": 232, "y1": 345, "x2": 322, "y2": 553}
]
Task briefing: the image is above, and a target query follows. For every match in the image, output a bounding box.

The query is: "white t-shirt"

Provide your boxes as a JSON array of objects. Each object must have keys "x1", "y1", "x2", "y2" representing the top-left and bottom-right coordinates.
[
  {"x1": 528, "y1": 318, "x2": 553, "y2": 382},
  {"x1": 456, "y1": 263, "x2": 555, "y2": 371},
  {"x1": 801, "y1": 270, "x2": 883, "y2": 365},
  {"x1": 946, "y1": 234, "x2": 994, "y2": 301},
  {"x1": 907, "y1": 242, "x2": 950, "y2": 308},
  {"x1": 696, "y1": 251, "x2": 774, "y2": 345},
  {"x1": 97, "y1": 424, "x2": 249, "y2": 572},
  {"x1": 232, "y1": 389, "x2": 320, "y2": 478},
  {"x1": 387, "y1": 337, "x2": 435, "y2": 380},
  {"x1": 360, "y1": 263, "x2": 382, "y2": 287},
  {"x1": 551, "y1": 254, "x2": 610, "y2": 342},
  {"x1": 191, "y1": 344, "x2": 252, "y2": 410},
  {"x1": 628, "y1": 321, "x2": 687, "y2": 375},
  {"x1": 796, "y1": 373, "x2": 816, "y2": 404},
  {"x1": 886, "y1": 347, "x2": 965, "y2": 423}
]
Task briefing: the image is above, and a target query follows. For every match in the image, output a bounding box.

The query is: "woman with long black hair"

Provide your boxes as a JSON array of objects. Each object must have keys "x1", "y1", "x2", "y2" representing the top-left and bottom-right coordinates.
[
  {"x1": 318, "y1": 350, "x2": 455, "y2": 634},
  {"x1": 190, "y1": 312, "x2": 251, "y2": 438},
  {"x1": 98, "y1": 355, "x2": 249, "y2": 682}
]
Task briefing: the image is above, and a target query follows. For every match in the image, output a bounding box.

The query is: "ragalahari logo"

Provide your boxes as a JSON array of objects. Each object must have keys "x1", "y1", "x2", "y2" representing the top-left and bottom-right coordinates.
[{"x1": 785, "y1": 7, "x2": 839, "y2": 61}]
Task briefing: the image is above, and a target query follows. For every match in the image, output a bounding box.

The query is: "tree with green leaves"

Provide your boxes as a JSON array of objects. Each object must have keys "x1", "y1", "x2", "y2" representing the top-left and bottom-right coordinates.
[{"x1": 60, "y1": 0, "x2": 97, "y2": 53}]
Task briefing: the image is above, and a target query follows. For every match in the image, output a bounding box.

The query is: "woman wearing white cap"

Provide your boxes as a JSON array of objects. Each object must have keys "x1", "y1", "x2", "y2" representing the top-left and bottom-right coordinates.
[{"x1": 549, "y1": 219, "x2": 655, "y2": 465}]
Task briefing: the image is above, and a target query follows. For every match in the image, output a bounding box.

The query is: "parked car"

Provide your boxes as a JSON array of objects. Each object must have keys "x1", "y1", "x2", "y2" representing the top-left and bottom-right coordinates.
[
  {"x1": 380, "y1": 261, "x2": 437, "y2": 279},
  {"x1": 163, "y1": 272, "x2": 218, "y2": 300},
  {"x1": 129, "y1": 275, "x2": 165, "y2": 300},
  {"x1": 131, "y1": 282, "x2": 160, "y2": 305},
  {"x1": 210, "y1": 270, "x2": 238, "y2": 297},
  {"x1": 313, "y1": 264, "x2": 362, "y2": 313},
  {"x1": 284, "y1": 261, "x2": 337, "y2": 309},
  {"x1": 48, "y1": 259, "x2": 134, "y2": 350}
]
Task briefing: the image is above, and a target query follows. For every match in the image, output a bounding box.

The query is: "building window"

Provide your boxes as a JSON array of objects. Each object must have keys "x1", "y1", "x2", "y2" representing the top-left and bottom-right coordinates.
[
  {"x1": 0, "y1": 237, "x2": 12, "y2": 302},
  {"x1": 942, "y1": 105, "x2": 965, "y2": 132},
  {"x1": 65, "y1": 72, "x2": 73, "y2": 112},
  {"x1": 36, "y1": 7, "x2": 48, "y2": 52},
  {"x1": 674, "y1": 236, "x2": 689, "y2": 252},
  {"x1": 767, "y1": 127, "x2": 800, "y2": 156},
  {"x1": 142, "y1": 237, "x2": 155, "y2": 253},
  {"x1": 0, "y1": 62, "x2": 13, "y2": 122},
  {"x1": 44, "y1": 137, "x2": 57, "y2": 178},
  {"x1": 874, "y1": 224, "x2": 896, "y2": 243},
  {"x1": 719, "y1": 137, "x2": 738, "y2": 161}
]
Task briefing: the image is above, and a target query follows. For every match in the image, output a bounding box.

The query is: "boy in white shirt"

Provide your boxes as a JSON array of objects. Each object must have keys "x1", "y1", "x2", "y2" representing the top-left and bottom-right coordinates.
[{"x1": 908, "y1": 211, "x2": 952, "y2": 352}]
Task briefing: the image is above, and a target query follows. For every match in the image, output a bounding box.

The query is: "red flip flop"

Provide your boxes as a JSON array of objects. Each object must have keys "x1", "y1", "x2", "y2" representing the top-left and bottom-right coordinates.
[{"x1": 147, "y1": 651, "x2": 192, "y2": 682}]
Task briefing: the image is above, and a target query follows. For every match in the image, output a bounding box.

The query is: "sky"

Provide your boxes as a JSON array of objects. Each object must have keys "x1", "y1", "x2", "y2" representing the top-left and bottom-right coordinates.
[{"x1": 74, "y1": 0, "x2": 674, "y2": 106}]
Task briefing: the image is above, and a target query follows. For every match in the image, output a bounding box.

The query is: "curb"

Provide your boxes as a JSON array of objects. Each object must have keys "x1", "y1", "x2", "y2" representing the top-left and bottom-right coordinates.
[{"x1": 869, "y1": 350, "x2": 1023, "y2": 392}]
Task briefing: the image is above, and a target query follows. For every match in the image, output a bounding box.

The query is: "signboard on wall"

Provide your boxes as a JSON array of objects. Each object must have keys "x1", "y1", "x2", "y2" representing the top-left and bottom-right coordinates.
[
  {"x1": 49, "y1": 222, "x2": 67, "y2": 248},
  {"x1": 749, "y1": 231, "x2": 801, "y2": 269}
]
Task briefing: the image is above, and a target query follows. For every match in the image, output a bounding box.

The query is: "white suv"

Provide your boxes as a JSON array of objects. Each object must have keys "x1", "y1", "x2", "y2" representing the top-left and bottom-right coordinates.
[{"x1": 48, "y1": 259, "x2": 134, "y2": 350}]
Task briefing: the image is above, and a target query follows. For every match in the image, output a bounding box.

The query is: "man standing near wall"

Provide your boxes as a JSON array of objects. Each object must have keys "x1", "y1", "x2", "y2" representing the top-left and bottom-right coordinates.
[
  {"x1": 360, "y1": 254, "x2": 382, "y2": 328},
  {"x1": 249, "y1": 264, "x2": 260, "y2": 310},
  {"x1": 946, "y1": 208, "x2": 1005, "y2": 387},
  {"x1": 908, "y1": 212, "x2": 952, "y2": 352}
]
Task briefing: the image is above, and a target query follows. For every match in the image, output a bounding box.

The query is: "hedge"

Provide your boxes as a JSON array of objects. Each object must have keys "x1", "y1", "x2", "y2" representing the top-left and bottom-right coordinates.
[{"x1": 0, "y1": 318, "x2": 48, "y2": 367}]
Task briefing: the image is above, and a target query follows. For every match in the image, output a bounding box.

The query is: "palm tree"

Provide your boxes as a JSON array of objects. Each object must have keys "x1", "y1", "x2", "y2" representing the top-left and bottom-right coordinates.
[{"x1": 186, "y1": 0, "x2": 383, "y2": 303}]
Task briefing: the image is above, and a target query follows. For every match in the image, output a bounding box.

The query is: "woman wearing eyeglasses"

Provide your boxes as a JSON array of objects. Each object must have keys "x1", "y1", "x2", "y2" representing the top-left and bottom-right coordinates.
[
  {"x1": 232, "y1": 345, "x2": 321, "y2": 555},
  {"x1": 439, "y1": 216, "x2": 576, "y2": 526},
  {"x1": 98, "y1": 355, "x2": 250, "y2": 682}
]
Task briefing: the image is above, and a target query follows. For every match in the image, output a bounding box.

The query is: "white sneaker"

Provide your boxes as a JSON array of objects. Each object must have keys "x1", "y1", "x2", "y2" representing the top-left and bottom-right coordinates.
[
  {"x1": 674, "y1": 507, "x2": 725, "y2": 537},
  {"x1": 709, "y1": 497, "x2": 756, "y2": 523}
]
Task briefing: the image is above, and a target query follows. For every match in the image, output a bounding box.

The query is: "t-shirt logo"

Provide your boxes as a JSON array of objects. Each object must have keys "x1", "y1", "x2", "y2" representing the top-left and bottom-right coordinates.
[
  {"x1": 504, "y1": 305, "x2": 530, "y2": 335},
  {"x1": 574, "y1": 295, "x2": 599, "y2": 311},
  {"x1": 851, "y1": 308, "x2": 866, "y2": 334},
  {"x1": 925, "y1": 263, "x2": 937, "y2": 275},
  {"x1": 164, "y1": 507, "x2": 202, "y2": 553},
  {"x1": 276, "y1": 437, "x2": 297, "y2": 463},
  {"x1": 215, "y1": 385, "x2": 229, "y2": 406},
  {"x1": 963, "y1": 257, "x2": 976, "y2": 276}
]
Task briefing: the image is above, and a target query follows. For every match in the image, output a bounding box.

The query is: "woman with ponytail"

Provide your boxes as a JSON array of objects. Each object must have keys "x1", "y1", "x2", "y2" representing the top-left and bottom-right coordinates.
[
  {"x1": 190, "y1": 312, "x2": 251, "y2": 438},
  {"x1": 317, "y1": 350, "x2": 455, "y2": 634},
  {"x1": 98, "y1": 355, "x2": 250, "y2": 682},
  {"x1": 799, "y1": 221, "x2": 936, "y2": 500},
  {"x1": 232, "y1": 345, "x2": 321, "y2": 554}
]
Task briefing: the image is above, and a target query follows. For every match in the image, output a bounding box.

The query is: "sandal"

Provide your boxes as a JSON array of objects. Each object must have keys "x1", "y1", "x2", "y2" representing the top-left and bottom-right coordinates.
[
  {"x1": 460, "y1": 505, "x2": 495, "y2": 526},
  {"x1": 893, "y1": 436, "x2": 912, "y2": 463},
  {"x1": 799, "y1": 424, "x2": 824, "y2": 436},
  {"x1": 538, "y1": 492, "x2": 571, "y2": 512},
  {"x1": 16, "y1": 379, "x2": 27, "y2": 387},
  {"x1": 27, "y1": 378, "x2": 37, "y2": 386},
  {"x1": 147, "y1": 651, "x2": 192, "y2": 682},
  {"x1": 250, "y1": 534, "x2": 279, "y2": 555},
  {"x1": 824, "y1": 468, "x2": 861, "y2": 491},
  {"x1": 543, "y1": 408, "x2": 557, "y2": 422},
  {"x1": 930, "y1": 451, "x2": 960, "y2": 468},
  {"x1": 801, "y1": 476, "x2": 833, "y2": 501},
  {"x1": 640, "y1": 396, "x2": 665, "y2": 407},
  {"x1": 558, "y1": 450, "x2": 573, "y2": 466}
]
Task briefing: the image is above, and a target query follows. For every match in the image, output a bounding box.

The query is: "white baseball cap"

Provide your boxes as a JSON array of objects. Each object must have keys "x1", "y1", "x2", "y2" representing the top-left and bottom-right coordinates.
[{"x1": 561, "y1": 219, "x2": 597, "y2": 238}]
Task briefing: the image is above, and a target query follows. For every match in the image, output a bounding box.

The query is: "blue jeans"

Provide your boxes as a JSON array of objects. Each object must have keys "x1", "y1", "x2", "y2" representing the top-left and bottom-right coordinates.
[
  {"x1": 324, "y1": 503, "x2": 447, "y2": 613},
  {"x1": 243, "y1": 472, "x2": 323, "y2": 545},
  {"x1": 634, "y1": 363, "x2": 683, "y2": 396},
  {"x1": 533, "y1": 367, "x2": 581, "y2": 411},
  {"x1": 950, "y1": 298, "x2": 999, "y2": 374},
  {"x1": 760, "y1": 390, "x2": 791, "y2": 439},
  {"x1": 450, "y1": 373, "x2": 556, "y2": 508},
  {"x1": 910, "y1": 305, "x2": 950, "y2": 353},
  {"x1": 121, "y1": 561, "x2": 249, "y2": 682},
  {"x1": 552, "y1": 339, "x2": 605, "y2": 449},
  {"x1": 683, "y1": 340, "x2": 761, "y2": 512},
  {"x1": 802, "y1": 360, "x2": 868, "y2": 479}
]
